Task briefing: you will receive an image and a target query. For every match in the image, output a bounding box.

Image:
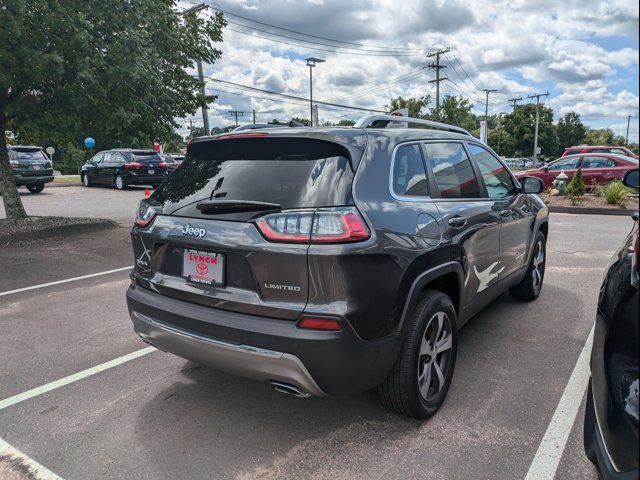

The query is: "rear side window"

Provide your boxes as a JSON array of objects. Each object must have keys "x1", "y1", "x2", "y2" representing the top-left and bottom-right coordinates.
[
  {"x1": 392, "y1": 144, "x2": 429, "y2": 197},
  {"x1": 548, "y1": 157, "x2": 580, "y2": 170},
  {"x1": 468, "y1": 144, "x2": 515, "y2": 198},
  {"x1": 156, "y1": 138, "x2": 355, "y2": 214},
  {"x1": 581, "y1": 156, "x2": 615, "y2": 168},
  {"x1": 565, "y1": 149, "x2": 581, "y2": 156},
  {"x1": 10, "y1": 149, "x2": 47, "y2": 161},
  {"x1": 424, "y1": 143, "x2": 481, "y2": 199}
]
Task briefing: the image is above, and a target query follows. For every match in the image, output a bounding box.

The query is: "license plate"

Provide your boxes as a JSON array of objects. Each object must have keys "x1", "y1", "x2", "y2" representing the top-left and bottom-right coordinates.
[
  {"x1": 182, "y1": 249, "x2": 224, "y2": 286},
  {"x1": 148, "y1": 169, "x2": 155, "y2": 174},
  {"x1": 33, "y1": 165, "x2": 41, "y2": 170}
]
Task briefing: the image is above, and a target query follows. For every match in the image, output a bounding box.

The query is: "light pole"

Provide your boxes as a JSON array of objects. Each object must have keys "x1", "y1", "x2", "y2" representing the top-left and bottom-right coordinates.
[
  {"x1": 305, "y1": 57, "x2": 325, "y2": 127},
  {"x1": 181, "y1": 3, "x2": 210, "y2": 135}
]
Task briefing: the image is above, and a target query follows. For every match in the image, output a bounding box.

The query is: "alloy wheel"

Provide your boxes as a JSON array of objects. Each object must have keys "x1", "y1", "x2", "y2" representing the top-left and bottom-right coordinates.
[
  {"x1": 532, "y1": 240, "x2": 545, "y2": 293},
  {"x1": 417, "y1": 311, "x2": 453, "y2": 401}
]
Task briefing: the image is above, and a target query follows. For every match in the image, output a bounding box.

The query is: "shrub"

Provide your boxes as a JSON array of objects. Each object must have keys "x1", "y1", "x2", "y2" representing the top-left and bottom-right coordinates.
[
  {"x1": 600, "y1": 180, "x2": 630, "y2": 208},
  {"x1": 566, "y1": 168, "x2": 585, "y2": 204}
]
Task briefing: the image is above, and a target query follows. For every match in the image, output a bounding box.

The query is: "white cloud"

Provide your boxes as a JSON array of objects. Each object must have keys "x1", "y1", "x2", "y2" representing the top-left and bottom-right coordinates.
[{"x1": 175, "y1": 0, "x2": 639, "y2": 138}]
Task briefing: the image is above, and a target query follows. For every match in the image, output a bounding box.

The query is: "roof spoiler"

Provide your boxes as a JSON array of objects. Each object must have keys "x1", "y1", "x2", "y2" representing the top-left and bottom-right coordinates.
[{"x1": 353, "y1": 115, "x2": 472, "y2": 137}]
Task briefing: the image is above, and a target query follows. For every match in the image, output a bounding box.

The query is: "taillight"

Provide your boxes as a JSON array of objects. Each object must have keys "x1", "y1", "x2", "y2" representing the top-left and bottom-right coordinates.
[
  {"x1": 159, "y1": 162, "x2": 168, "y2": 168},
  {"x1": 124, "y1": 162, "x2": 143, "y2": 169},
  {"x1": 298, "y1": 317, "x2": 342, "y2": 331},
  {"x1": 134, "y1": 199, "x2": 162, "y2": 227},
  {"x1": 255, "y1": 207, "x2": 370, "y2": 244}
]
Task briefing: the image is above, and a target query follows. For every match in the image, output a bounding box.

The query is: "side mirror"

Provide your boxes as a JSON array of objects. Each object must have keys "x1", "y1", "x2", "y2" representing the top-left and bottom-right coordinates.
[
  {"x1": 520, "y1": 176, "x2": 545, "y2": 194},
  {"x1": 623, "y1": 170, "x2": 639, "y2": 190}
]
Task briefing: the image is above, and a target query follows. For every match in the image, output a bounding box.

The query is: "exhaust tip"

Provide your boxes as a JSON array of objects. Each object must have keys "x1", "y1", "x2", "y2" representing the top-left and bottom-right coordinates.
[{"x1": 269, "y1": 381, "x2": 311, "y2": 398}]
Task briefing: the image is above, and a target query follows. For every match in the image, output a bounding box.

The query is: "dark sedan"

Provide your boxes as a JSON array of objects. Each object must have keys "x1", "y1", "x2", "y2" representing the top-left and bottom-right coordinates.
[
  {"x1": 584, "y1": 169, "x2": 639, "y2": 479},
  {"x1": 514, "y1": 153, "x2": 638, "y2": 190},
  {"x1": 81, "y1": 149, "x2": 169, "y2": 190}
]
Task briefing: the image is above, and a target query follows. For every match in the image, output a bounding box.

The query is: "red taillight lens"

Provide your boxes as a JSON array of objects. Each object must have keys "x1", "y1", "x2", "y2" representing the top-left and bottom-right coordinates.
[
  {"x1": 159, "y1": 162, "x2": 168, "y2": 168},
  {"x1": 134, "y1": 199, "x2": 161, "y2": 228},
  {"x1": 298, "y1": 317, "x2": 342, "y2": 331},
  {"x1": 124, "y1": 162, "x2": 143, "y2": 169},
  {"x1": 255, "y1": 207, "x2": 370, "y2": 244}
]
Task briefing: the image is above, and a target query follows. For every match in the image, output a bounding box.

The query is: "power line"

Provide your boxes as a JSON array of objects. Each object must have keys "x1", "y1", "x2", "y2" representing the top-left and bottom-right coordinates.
[
  {"x1": 208, "y1": 5, "x2": 430, "y2": 53},
  {"x1": 222, "y1": 25, "x2": 427, "y2": 57},
  {"x1": 202, "y1": 76, "x2": 387, "y2": 113},
  {"x1": 325, "y1": 68, "x2": 431, "y2": 103}
]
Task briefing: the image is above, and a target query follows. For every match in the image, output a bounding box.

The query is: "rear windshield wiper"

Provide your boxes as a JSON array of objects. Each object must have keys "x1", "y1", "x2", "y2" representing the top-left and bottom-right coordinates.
[{"x1": 195, "y1": 199, "x2": 281, "y2": 214}]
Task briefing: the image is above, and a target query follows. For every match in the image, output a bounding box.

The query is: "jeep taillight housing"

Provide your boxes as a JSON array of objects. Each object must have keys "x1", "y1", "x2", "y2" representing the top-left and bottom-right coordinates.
[
  {"x1": 255, "y1": 207, "x2": 370, "y2": 244},
  {"x1": 134, "y1": 199, "x2": 162, "y2": 228},
  {"x1": 124, "y1": 162, "x2": 143, "y2": 169}
]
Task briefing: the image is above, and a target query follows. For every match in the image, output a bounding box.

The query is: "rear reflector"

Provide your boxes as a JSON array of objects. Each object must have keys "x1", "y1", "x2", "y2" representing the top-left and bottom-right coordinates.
[
  {"x1": 255, "y1": 207, "x2": 370, "y2": 244},
  {"x1": 298, "y1": 317, "x2": 342, "y2": 331}
]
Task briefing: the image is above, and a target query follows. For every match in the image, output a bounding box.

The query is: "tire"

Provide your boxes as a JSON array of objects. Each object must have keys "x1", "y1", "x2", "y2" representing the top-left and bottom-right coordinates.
[
  {"x1": 26, "y1": 183, "x2": 44, "y2": 194},
  {"x1": 378, "y1": 290, "x2": 458, "y2": 419},
  {"x1": 114, "y1": 175, "x2": 127, "y2": 190},
  {"x1": 82, "y1": 173, "x2": 91, "y2": 187},
  {"x1": 509, "y1": 230, "x2": 546, "y2": 301},
  {"x1": 583, "y1": 382, "x2": 599, "y2": 466}
]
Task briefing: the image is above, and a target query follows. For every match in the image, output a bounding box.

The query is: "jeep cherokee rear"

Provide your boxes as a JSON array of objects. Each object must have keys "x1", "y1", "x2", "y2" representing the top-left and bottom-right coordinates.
[{"x1": 126, "y1": 116, "x2": 549, "y2": 419}]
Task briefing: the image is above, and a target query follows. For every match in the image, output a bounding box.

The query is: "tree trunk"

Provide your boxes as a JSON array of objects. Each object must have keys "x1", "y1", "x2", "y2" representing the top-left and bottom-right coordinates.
[{"x1": 0, "y1": 110, "x2": 28, "y2": 219}]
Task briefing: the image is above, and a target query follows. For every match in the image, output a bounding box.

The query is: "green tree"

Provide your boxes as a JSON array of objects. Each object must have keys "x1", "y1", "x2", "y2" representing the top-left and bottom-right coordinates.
[
  {"x1": 1, "y1": 0, "x2": 225, "y2": 219},
  {"x1": 431, "y1": 95, "x2": 477, "y2": 132},
  {"x1": 501, "y1": 105, "x2": 558, "y2": 159},
  {"x1": 385, "y1": 95, "x2": 431, "y2": 118},
  {"x1": 488, "y1": 127, "x2": 516, "y2": 157},
  {"x1": 584, "y1": 128, "x2": 627, "y2": 146},
  {"x1": 556, "y1": 112, "x2": 587, "y2": 154}
]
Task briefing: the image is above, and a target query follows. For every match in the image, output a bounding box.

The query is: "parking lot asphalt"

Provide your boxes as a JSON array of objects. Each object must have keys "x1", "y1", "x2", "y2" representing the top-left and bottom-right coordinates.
[
  {"x1": 0, "y1": 187, "x2": 635, "y2": 480},
  {"x1": 0, "y1": 186, "x2": 148, "y2": 224}
]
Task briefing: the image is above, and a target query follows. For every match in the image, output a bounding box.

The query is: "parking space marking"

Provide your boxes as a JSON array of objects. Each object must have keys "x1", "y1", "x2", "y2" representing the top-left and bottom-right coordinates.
[
  {"x1": 0, "y1": 436, "x2": 64, "y2": 479},
  {"x1": 524, "y1": 326, "x2": 594, "y2": 480},
  {"x1": 0, "y1": 266, "x2": 132, "y2": 297},
  {"x1": 0, "y1": 347, "x2": 155, "y2": 411}
]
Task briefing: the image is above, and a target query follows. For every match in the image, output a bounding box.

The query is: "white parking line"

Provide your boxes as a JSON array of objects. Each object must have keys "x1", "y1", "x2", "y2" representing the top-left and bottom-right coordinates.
[
  {"x1": 524, "y1": 326, "x2": 594, "y2": 480},
  {"x1": 0, "y1": 266, "x2": 133, "y2": 297},
  {"x1": 0, "y1": 347, "x2": 155, "y2": 411},
  {"x1": 0, "y1": 436, "x2": 65, "y2": 479}
]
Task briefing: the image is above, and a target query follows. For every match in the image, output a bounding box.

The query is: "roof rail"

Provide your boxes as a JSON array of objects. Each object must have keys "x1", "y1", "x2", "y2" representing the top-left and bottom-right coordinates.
[{"x1": 353, "y1": 115, "x2": 472, "y2": 137}]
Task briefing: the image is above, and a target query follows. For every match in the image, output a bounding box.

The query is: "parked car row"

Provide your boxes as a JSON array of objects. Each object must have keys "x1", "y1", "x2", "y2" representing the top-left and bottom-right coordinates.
[{"x1": 563, "y1": 144, "x2": 639, "y2": 159}]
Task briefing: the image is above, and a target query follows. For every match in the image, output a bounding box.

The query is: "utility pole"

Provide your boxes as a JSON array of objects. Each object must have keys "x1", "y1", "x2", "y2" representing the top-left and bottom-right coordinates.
[
  {"x1": 496, "y1": 112, "x2": 507, "y2": 156},
  {"x1": 181, "y1": 3, "x2": 210, "y2": 135},
  {"x1": 228, "y1": 110, "x2": 245, "y2": 127},
  {"x1": 427, "y1": 48, "x2": 450, "y2": 119},
  {"x1": 253, "y1": 109, "x2": 256, "y2": 124},
  {"x1": 625, "y1": 114, "x2": 632, "y2": 146},
  {"x1": 482, "y1": 89, "x2": 498, "y2": 121},
  {"x1": 526, "y1": 91, "x2": 550, "y2": 167},
  {"x1": 305, "y1": 58, "x2": 325, "y2": 127},
  {"x1": 508, "y1": 97, "x2": 522, "y2": 111}
]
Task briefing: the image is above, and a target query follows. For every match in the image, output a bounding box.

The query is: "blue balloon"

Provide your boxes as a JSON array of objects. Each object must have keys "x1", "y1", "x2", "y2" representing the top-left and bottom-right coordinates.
[{"x1": 84, "y1": 137, "x2": 95, "y2": 148}]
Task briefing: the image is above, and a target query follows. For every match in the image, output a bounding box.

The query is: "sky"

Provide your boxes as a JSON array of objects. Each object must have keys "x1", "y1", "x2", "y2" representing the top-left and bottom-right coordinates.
[{"x1": 178, "y1": 0, "x2": 639, "y2": 142}]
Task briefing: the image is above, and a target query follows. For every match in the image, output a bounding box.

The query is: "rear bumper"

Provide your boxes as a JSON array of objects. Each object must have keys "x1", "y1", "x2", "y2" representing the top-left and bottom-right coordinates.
[
  {"x1": 15, "y1": 175, "x2": 54, "y2": 185},
  {"x1": 586, "y1": 381, "x2": 639, "y2": 480},
  {"x1": 125, "y1": 174, "x2": 168, "y2": 185},
  {"x1": 126, "y1": 284, "x2": 398, "y2": 395}
]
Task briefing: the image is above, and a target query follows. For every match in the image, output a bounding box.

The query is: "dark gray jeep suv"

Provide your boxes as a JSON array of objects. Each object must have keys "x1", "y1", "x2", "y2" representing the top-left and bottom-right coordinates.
[{"x1": 126, "y1": 116, "x2": 548, "y2": 419}]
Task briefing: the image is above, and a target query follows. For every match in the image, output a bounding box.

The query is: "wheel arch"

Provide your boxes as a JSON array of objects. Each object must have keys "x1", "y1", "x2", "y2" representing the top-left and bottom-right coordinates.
[{"x1": 397, "y1": 262, "x2": 464, "y2": 335}]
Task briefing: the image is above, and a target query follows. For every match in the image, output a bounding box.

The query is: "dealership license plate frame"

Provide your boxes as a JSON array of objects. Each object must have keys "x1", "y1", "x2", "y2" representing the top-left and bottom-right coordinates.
[{"x1": 182, "y1": 249, "x2": 225, "y2": 287}]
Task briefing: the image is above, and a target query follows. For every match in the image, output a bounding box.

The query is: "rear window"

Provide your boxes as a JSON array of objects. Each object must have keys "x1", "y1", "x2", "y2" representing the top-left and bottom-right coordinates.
[
  {"x1": 155, "y1": 138, "x2": 355, "y2": 215},
  {"x1": 565, "y1": 149, "x2": 581, "y2": 156},
  {"x1": 10, "y1": 149, "x2": 47, "y2": 161}
]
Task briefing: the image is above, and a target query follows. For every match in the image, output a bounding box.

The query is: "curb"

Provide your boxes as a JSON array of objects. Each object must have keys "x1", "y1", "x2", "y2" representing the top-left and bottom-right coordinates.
[
  {"x1": 49, "y1": 182, "x2": 83, "y2": 188},
  {"x1": 0, "y1": 218, "x2": 118, "y2": 245},
  {"x1": 549, "y1": 206, "x2": 637, "y2": 216}
]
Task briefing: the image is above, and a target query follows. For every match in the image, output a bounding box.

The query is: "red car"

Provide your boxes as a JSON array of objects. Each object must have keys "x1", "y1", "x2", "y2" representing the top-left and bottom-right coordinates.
[
  {"x1": 514, "y1": 153, "x2": 639, "y2": 190},
  {"x1": 563, "y1": 145, "x2": 639, "y2": 159}
]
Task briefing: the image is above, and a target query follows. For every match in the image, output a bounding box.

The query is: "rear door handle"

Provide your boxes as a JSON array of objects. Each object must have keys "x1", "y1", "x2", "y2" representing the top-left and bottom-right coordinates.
[{"x1": 448, "y1": 216, "x2": 467, "y2": 228}]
